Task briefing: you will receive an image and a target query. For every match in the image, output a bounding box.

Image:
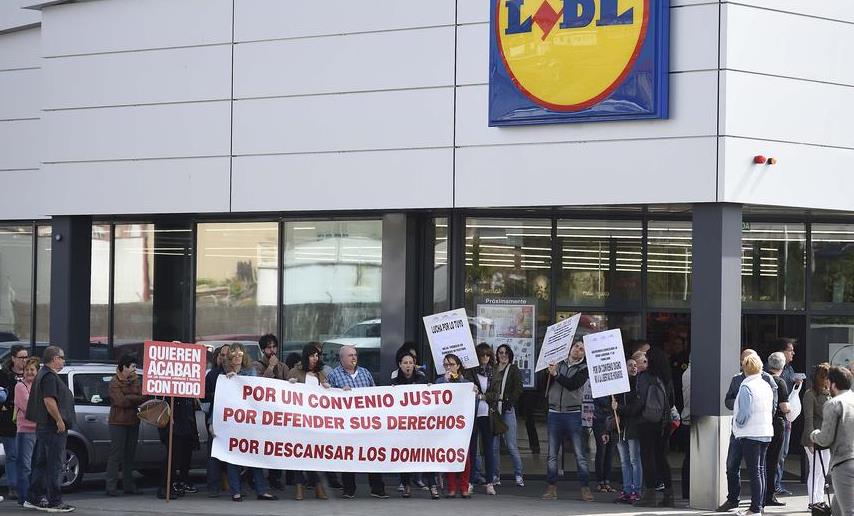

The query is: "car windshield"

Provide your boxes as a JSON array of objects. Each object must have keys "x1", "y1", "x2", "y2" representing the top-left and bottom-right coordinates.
[{"x1": 342, "y1": 323, "x2": 380, "y2": 338}]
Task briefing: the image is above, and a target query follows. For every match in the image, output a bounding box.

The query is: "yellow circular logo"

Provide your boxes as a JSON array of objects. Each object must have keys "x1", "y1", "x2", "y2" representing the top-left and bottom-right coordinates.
[{"x1": 496, "y1": 0, "x2": 649, "y2": 111}]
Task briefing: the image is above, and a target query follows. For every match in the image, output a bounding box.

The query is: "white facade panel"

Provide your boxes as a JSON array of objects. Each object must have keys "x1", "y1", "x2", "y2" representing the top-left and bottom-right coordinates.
[
  {"x1": 456, "y1": 71, "x2": 717, "y2": 146},
  {"x1": 0, "y1": 170, "x2": 44, "y2": 219},
  {"x1": 723, "y1": 71, "x2": 854, "y2": 149},
  {"x1": 456, "y1": 3, "x2": 718, "y2": 86},
  {"x1": 0, "y1": 119, "x2": 39, "y2": 170},
  {"x1": 720, "y1": 137, "x2": 854, "y2": 211},
  {"x1": 0, "y1": 0, "x2": 40, "y2": 34},
  {"x1": 730, "y1": 1, "x2": 854, "y2": 23},
  {"x1": 455, "y1": 137, "x2": 717, "y2": 207},
  {"x1": 0, "y1": 68, "x2": 40, "y2": 119},
  {"x1": 725, "y1": 4, "x2": 853, "y2": 86},
  {"x1": 232, "y1": 149, "x2": 454, "y2": 212},
  {"x1": 43, "y1": 45, "x2": 232, "y2": 109},
  {"x1": 234, "y1": 0, "x2": 455, "y2": 42},
  {"x1": 233, "y1": 88, "x2": 454, "y2": 156},
  {"x1": 39, "y1": 157, "x2": 231, "y2": 216},
  {"x1": 41, "y1": 0, "x2": 232, "y2": 57},
  {"x1": 0, "y1": 27, "x2": 40, "y2": 70},
  {"x1": 43, "y1": 101, "x2": 231, "y2": 163},
  {"x1": 234, "y1": 27, "x2": 455, "y2": 99}
]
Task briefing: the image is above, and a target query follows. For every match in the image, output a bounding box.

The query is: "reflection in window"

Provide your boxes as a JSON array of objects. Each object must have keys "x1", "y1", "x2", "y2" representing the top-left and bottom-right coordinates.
[
  {"x1": 557, "y1": 220, "x2": 641, "y2": 307},
  {"x1": 812, "y1": 224, "x2": 854, "y2": 310},
  {"x1": 90, "y1": 224, "x2": 111, "y2": 347},
  {"x1": 195, "y1": 222, "x2": 279, "y2": 342},
  {"x1": 35, "y1": 226, "x2": 51, "y2": 343},
  {"x1": 741, "y1": 223, "x2": 805, "y2": 310},
  {"x1": 0, "y1": 225, "x2": 33, "y2": 342},
  {"x1": 282, "y1": 220, "x2": 382, "y2": 373},
  {"x1": 113, "y1": 224, "x2": 154, "y2": 346},
  {"x1": 810, "y1": 315, "x2": 854, "y2": 368},
  {"x1": 647, "y1": 222, "x2": 692, "y2": 307},
  {"x1": 433, "y1": 218, "x2": 449, "y2": 313}
]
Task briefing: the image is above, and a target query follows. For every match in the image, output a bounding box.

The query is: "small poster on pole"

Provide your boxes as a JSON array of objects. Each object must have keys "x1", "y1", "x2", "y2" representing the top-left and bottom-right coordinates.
[
  {"x1": 583, "y1": 329, "x2": 630, "y2": 398},
  {"x1": 535, "y1": 313, "x2": 581, "y2": 372},
  {"x1": 142, "y1": 340, "x2": 207, "y2": 397},
  {"x1": 423, "y1": 308, "x2": 478, "y2": 374}
]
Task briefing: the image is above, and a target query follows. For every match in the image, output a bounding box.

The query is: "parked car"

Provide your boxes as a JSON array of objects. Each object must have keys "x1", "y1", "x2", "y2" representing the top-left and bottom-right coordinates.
[{"x1": 0, "y1": 363, "x2": 210, "y2": 491}]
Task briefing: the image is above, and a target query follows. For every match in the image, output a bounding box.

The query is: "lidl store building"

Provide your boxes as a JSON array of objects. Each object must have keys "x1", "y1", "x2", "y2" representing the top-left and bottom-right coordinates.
[{"x1": 0, "y1": 0, "x2": 852, "y2": 507}]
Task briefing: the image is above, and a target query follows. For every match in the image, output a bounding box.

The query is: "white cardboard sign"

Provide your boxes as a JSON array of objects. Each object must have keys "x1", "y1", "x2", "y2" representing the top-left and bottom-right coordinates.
[
  {"x1": 423, "y1": 308, "x2": 478, "y2": 374},
  {"x1": 583, "y1": 329, "x2": 630, "y2": 398},
  {"x1": 535, "y1": 313, "x2": 581, "y2": 372}
]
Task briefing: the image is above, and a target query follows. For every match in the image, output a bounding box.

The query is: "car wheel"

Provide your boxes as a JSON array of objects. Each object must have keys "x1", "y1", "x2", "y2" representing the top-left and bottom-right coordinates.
[{"x1": 61, "y1": 441, "x2": 87, "y2": 492}]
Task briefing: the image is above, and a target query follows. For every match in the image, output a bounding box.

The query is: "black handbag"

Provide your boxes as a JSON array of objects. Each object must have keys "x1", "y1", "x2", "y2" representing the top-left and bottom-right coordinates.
[{"x1": 810, "y1": 449, "x2": 832, "y2": 516}]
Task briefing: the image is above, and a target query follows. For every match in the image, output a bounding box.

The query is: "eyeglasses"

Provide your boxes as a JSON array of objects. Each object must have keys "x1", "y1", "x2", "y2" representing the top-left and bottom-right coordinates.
[
  {"x1": 14, "y1": 354, "x2": 28, "y2": 359},
  {"x1": 442, "y1": 362, "x2": 457, "y2": 367},
  {"x1": 497, "y1": 350, "x2": 508, "y2": 355}
]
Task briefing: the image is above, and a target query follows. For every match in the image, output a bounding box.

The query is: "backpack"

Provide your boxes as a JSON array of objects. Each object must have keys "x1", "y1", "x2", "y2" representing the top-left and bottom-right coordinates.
[{"x1": 641, "y1": 376, "x2": 668, "y2": 423}]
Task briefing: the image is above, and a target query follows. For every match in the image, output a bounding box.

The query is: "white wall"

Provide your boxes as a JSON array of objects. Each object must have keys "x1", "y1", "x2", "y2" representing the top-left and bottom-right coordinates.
[{"x1": 719, "y1": 2, "x2": 854, "y2": 210}]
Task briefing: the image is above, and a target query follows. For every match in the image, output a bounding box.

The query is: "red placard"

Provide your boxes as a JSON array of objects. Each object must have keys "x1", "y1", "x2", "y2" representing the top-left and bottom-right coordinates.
[{"x1": 142, "y1": 340, "x2": 206, "y2": 398}]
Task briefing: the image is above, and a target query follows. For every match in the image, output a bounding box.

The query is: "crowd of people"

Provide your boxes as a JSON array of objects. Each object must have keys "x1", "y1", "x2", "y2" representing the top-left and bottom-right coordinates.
[{"x1": 0, "y1": 335, "x2": 852, "y2": 515}]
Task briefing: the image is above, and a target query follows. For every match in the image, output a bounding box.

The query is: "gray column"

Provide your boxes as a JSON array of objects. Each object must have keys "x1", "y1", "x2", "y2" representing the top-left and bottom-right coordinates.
[
  {"x1": 380, "y1": 214, "x2": 417, "y2": 381},
  {"x1": 49, "y1": 216, "x2": 92, "y2": 359},
  {"x1": 689, "y1": 203, "x2": 742, "y2": 510}
]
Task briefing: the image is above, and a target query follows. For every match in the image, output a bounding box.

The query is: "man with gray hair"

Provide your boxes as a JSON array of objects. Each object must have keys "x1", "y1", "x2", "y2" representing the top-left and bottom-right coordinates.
[
  {"x1": 326, "y1": 345, "x2": 387, "y2": 499},
  {"x1": 763, "y1": 352, "x2": 791, "y2": 508},
  {"x1": 810, "y1": 366, "x2": 854, "y2": 516}
]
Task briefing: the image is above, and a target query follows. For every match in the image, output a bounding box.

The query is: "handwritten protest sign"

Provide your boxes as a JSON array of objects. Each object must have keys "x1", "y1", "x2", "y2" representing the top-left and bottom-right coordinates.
[
  {"x1": 423, "y1": 308, "x2": 478, "y2": 374},
  {"x1": 583, "y1": 329, "x2": 630, "y2": 398},
  {"x1": 212, "y1": 378, "x2": 476, "y2": 472},
  {"x1": 535, "y1": 313, "x2": 581, "y2": 372},
  {"x1": 142, "y1": 341, "x2": 206, "y2": 398}
]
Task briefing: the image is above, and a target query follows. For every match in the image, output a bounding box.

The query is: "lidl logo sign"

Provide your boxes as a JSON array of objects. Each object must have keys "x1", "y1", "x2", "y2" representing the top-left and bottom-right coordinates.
[{"x1": 489, "y1": 0, "x2": 669, "y2": 125}]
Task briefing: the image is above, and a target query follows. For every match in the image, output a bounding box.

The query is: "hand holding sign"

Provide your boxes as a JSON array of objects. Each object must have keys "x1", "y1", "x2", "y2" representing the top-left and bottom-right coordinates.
[{"x1": 535, "y1": 314, "x2": 581, "y2": 372}]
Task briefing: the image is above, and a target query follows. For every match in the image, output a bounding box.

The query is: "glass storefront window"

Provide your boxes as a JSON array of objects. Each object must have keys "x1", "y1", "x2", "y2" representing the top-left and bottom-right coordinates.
[
  {"x1": 557, "y1": 220, "x2": 642, "y2": 308},
  {"x1": 0, "y1": 225, "x2": 33, "y2": 343},
  {"x1": 741, "y1": 223, "x2": 805, "y2": 310},
  {"x1": 90, "y1": 225, "x2": 111, "y2": 358},
  {"x1": 647, "y1": 221, "x2": 692, "y2": 308},
  {"x1": 810, "y1": 315, "x2": 854, "y2": 368},
  {"x1": 195, "y1": 222, "x2": 279, "y2": 345},
  {"x1": 433, "y1": 218, "x2": 449, "y2": 314},
  {"x1": 556, "y1": 310, "x2": 642, "y2": 343},
  {"x1": 812, "y1": 224, "x2": 854, "y2": 310},
  {"x1": 282, "y1": 220, "x2": 382, "y2": 373},
  {"x1": 35, "y1": 226, "x2": 51, "y2": 343},
  {"x1": 113, "y1": 224, "x2": 154, "y2": 350}
]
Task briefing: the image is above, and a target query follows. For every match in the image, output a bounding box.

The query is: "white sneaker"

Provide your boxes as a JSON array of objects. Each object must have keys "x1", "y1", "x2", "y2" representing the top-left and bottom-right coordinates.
[
  {"x1": 515, "y1": 475, "x2": 525, "y2": 487},
  {"x1": 397, "y1": 483, "x2": 405, "y2": 492}
]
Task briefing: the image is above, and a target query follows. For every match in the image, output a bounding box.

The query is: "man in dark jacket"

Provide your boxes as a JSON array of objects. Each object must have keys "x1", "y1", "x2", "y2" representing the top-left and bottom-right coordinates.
[{"x1": 541, "y1": 338, "x2": 592, "y2": 502}]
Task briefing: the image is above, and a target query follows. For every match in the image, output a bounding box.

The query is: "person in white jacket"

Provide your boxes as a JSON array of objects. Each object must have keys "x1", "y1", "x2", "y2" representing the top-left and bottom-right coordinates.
[{"x1": 733, "y1": 354, "x2": 774, "y2": 516}]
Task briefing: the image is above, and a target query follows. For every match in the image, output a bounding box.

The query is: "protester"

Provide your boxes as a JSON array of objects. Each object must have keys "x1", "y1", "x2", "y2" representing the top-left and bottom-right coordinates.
[
  {"x1": 716, "y1": 349, "x2": 778, "y2": 512},
  {"x1": 14, "y1": 357, "x2": 38, "y2": 507},
  {"x1": 25, "y1": 346, "x2": 75, "y2": 513},
  {"x1": 252, "y1": 334, "x2": 288, "y2": 489},
  {"x1": 327, "y1": 345, "x2": 388, "y2": 499},
  {"x1": 763, "y1": 352, "x2": 791, "y2": 508},
  {"x1": 390, "y1": 342, "x2": 427, "y2": 380},
  {"x1": 156, "y1": 395, "x2": 200, "y2": 500},
  {"x1": 631, "y1": 351, "x2": 648, "y2": 373},
  {"x1": 436, "y1": 353, "x2": 473, "y2": 498},
  {"x1": 732, "y1": 354, "x2": 774, "y2": 516},
  {"x1": 631, "y1": 346, "x2": 675, "y2": 508},
  {"x1": 105, "y1": 354, "x2": 145, "y2": 496},
  {"x1": 489, "y1": 343, "x2": 525, "y2": 488},
  {"x1": 465, "y1": 343, "x2": 498, "y2": 496},
  {"x1": 803, "y1": 362, "x2": 831, "y2": 509},
  {"x1": 680, "y1": 363, "x2": 690, "y2": 500},
  {"x1": 614, "y1": 356, "x2": 642, "y2": 504},
  {"x1": 593, "y1": 393, "x2": 617, "y2": 494},
  {"x1": 541, "y1": 338, "x2": 592, "y2": 502},
  {"x1": 0, "y1": 344, "x2": 28, "y2": 501},
  {"x1": 810, "y1": 366, "x2": 854, "y2": 516},
  {"x1": 287, "y1": 343, "x2": 330, "y2": 501},
  {"x1": 204, "y1": 344, "x2": 229, "y2": 498},
  {"x1": 223, "y1": 343, "x2": 277, "y2": 502},
  {"x1": 771, "y1": 338, "x2": 801, "y2": 496}
]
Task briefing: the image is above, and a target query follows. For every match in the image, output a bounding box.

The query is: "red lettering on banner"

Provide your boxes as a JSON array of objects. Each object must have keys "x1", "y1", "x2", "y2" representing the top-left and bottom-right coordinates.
[
  {"x1": 222, "y1": 407, "x2": 257, "y2": 424},
  {"x1": 399, "y1": 389, "x2": 453, "y2": 407},
  {"x1": 260, "y1": 410, "x2": 344, "y2": 429},
  {"x1": 358, "y1": 446, "x2": 386, "y2": 462},
  {"x1": 228, "y1": 438, "x2": 259, "y2": 454},
  {"x1": 348, "y1": 416, "x2": 382, "y2": 430},
  {"x1": 242, "y1": 385, "x2": 277, "y2": 402}
]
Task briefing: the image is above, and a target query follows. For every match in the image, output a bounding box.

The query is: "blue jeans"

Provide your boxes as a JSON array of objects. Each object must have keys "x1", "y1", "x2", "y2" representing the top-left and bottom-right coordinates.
[
  {"x1": 616, "y1": 437, "x2": 642, "y2": 495},
  {"x1": 546, "y1": 411, "x2": 589, "y2": 486},
  {"x1": 492, "y1": 408, "x2": 523, "y2": 480},
  {"x1": 206, "y1": 438, "x2": 223, "y2": 494},
  {"x1": 471, "y1": 416, "x2": 496, "y2": 485},
  {"x1": 725, "y1": 432, "x2": 743, "y2": 503},
  {"x1": 1, "y1": 435, "x2": 18, "y2": 490},
  {"x1": 741, "y1": 438, "x2": 769, "y2": 514},
  {"x1": 774, "y1": 419, "x2": 791, "y2": 490},
  {"x1": 593, "y1": 416, "x2": 615, "y2": 483},
  {"x1": 15, "y1": 432, "x2": 35, "y2": 505},
  {"x1": 226, "y1": 464, "x2": 268, "y2": 496},
  {"x1": 28, "y1": 428, "x2": 66, "y2": 506}
]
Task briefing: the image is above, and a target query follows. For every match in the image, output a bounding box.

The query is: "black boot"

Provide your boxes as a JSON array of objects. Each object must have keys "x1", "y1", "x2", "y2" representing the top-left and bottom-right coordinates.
[{"x1": 658, "y1": 488, "x2": 675, "y2": 507}]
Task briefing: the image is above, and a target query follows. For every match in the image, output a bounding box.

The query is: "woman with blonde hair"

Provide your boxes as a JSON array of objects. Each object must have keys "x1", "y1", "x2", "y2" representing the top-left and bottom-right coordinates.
[
  {"x1": 733, "y1": 354, "x2": 774, "y2": 516},
  {"x1": 802, "y1": 362, "x2": 831, "y2": 509}
]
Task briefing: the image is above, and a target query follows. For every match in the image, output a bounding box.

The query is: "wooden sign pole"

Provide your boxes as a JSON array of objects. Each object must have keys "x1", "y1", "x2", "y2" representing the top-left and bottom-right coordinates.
[{"x1": 165, "y1": 397, "x2": 175, "y2": 502}]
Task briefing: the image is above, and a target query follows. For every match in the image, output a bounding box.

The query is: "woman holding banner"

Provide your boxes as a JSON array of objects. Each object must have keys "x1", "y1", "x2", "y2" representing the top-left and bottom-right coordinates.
[
  {"x1": 437, "y1": 353, "x2": 473, "y2": 498},
  {"x1": 223, "y1": 344, "x2": 278, "y2": 502},
  {"x1": 287, "y1": 343, "x2": 330, "y2": 501},
  {"x1": 465, "y1": 343, "x2": 498, "y2": 496},
  {"x1": 489, "y1": 344, "x2": 525, "y2": 488}
]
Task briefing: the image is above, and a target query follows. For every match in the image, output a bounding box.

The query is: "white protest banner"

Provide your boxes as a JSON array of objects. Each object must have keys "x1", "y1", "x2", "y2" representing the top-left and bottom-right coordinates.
[
  {"x1": 423, "y1": 308, "x2": 478, "y2": 374},
  {"x1": 212, "y1": 377, "x2": 476, "y2": 473},
  {"x1": 535, "y1": 313, "x2": 581, "y2": 372},
  {"x1": 142, "y1": 340, "x2": 206, "y2": 398},
  {"x1": 583, "y1": 329, "x2": 630, "y2": 398}
]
